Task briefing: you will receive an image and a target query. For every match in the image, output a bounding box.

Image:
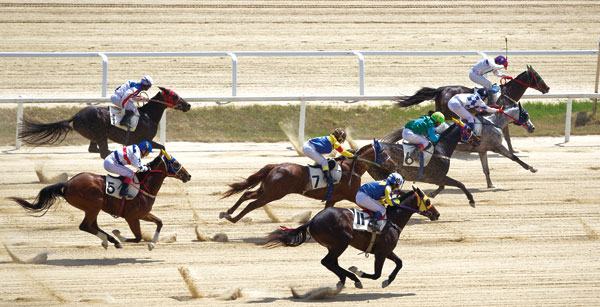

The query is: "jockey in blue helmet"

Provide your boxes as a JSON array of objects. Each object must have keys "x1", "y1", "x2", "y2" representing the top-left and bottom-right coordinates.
[
  {"x1": 110, "y1": 75, "x2": 154, "y2": 127},
  {"x1": 103, "y1": 141, "x2": 153, "y2": 197},
  {"x1": 469, "y1": 52, "x2": 509, "y2": 104},
  {"x1": 355, "y1": 172, "x2": 404, "y2": 232}
]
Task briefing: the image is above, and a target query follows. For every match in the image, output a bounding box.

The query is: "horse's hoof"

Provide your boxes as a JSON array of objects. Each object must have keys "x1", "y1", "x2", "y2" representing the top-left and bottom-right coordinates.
[
  {"x1": 336, "y1": 281, "x2": 344, "y2": 290},
  {"x1": 219, "y1": 212, "x2": 230, "y2": 219},
  {"x1": 101, "y1": 240, "x2": 108, "y2": 250},
  {"x1": 115, "y1": 243, "x2": 123, "y2": 249},
  {"x1": 348, "y1": 266, "x2": 363, "y2": 277},
  {"x1": 470, "y1": 201, "x2": 476, "y2": 208},
  {"x1": 354, "y1": 281, "x2": 363, "y2": 289},
  {"x1": 382, "y1": 279, "x2": 390, "y2": 288},
  {"x1": 148, "y1": 242, "x2": 155, "y2": 251},
  {"x1": 530, "y1": 167, "x2": 538, "y2": 173}
]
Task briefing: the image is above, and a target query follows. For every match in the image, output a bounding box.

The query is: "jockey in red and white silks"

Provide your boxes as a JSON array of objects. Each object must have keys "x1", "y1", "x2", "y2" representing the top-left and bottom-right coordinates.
[
  {"x1": 110, "y1": 75, "x2": 153, "y2": 126},
  {"x1": 103, "y1": 141, "x2": 152, "y2": 196},
  {"x1": 447, "y1": 90, "x2": 499, "y2": 133}
]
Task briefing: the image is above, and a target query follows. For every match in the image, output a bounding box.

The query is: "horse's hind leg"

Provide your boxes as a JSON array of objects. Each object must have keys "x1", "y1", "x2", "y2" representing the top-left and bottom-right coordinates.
[
  {"x1": 96, "y1": 138, "x2": 111, "y2": 159},
  {"x1": 322, "y1": 247, "x2": 363, "y2": 289},
  {"x1": 443, "y1": 176, "x2": 475, "y2": 208},
  {"x1": 88, "y1": 141, "x2": 100, "y2": 153},
  {"x1": 224, "y1": 196, "x2": 271, "y2": 223},
  {"x1": 79, "y1": 212, "x2": 122, "y2": 249},
  {"x1": 221, "y1": 190, "x2": 260, "y2": 218},
  {"x1": 428, "y1": 185, "x2": 446, "y2": 198}
]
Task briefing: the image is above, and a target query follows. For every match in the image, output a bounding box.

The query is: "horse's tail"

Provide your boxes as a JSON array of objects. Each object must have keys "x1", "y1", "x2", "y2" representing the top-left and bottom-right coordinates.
[
  {"x1": 397, "y1": 87, "x2": 444, "y2": 107},
  {"x1": 19, "y1": 117, "x2": 74, "y2": 146},
  {"x1": 8, "y1": 182, "x2": 66, "y2": 217},
  {"x1": 380, "y1": 127, "x2": 404, "y2": 143},
  {"x1": 221, "y1": 164, "x2": 277, "y2": 198},
  {"x1": 266, "y1": 222, "x2": 311, "y2": 247}
]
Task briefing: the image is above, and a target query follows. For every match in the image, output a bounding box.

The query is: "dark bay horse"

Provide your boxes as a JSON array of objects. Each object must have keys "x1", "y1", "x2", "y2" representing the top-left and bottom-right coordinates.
[
  {"x1": 370, "y1": 123, "x2": 477, "y2": 207},
  {"x1": 19, "y1": 87, "x2": 191, "y2": 158},
  {"x1": 267, "y1": 186, "x2": 439, "y2": 289},
  {"x1": 397, "y1": 65, "x2": 549, "y2": 153},
  {"x1": 8, "y1": 150, "x2": 191, "y2": 250},
  {"x1": 219, "y1": 140, "x2": 396, "y2": 223}
]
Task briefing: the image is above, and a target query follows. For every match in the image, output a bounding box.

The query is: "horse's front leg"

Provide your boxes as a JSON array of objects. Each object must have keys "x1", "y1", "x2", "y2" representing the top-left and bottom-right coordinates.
[
  {"x1": 478, "y1": 151, "x2": 496, "y2": 188},
  {"x1": 348, "y1": 253, "x2": 385, "y2": 282},
  {"x1": 494, "y1": 145, "x2": 538, "y2": 173},
  {"x1": 322, "y1": 248, "x2": 362, "y2": 289},
  {"x1": 502, "y1": 126, "x2": 517, "y2": 154},
  {"x1": 141, "y1": 213, "x2": 163, "y2": 251}
]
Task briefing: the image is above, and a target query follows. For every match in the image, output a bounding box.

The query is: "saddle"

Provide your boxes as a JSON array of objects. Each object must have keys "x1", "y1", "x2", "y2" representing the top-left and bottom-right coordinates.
[
  {"x1": 401, "y1": 142, "x2": 434, "y2": 167},
  {"x1": 347, "y1": 208, "x2": 386, "y2": 234},
  {"x1": 306, "y1": 159, "x2": 342, "y2": 191},
  {"x1": 109, "y1": 106, "x2": 141, "y2": 130},
  {"x1": 105, "y1": 174, "x2": 140, "y2": 200}
]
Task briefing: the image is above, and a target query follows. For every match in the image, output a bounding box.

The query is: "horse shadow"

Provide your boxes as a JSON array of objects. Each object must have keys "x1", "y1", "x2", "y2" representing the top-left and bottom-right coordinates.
[
  {"x1": 247, "y1": 291, "x2": 415, "y2": 303},
  {"x1": 42, "y1": 257, "x2": 161, "y2": 267}
]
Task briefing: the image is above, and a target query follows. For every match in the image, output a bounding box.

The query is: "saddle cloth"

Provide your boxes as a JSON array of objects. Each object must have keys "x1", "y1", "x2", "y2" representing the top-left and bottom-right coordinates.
[
  {"x1": 105, "y1": 174, "x2": 140, "y2": 200},
  {"x1": 306, "y1": 159, "x2": 342, "y2": 190},
  {"x1": 347, "y1": 208, "x2": 386, "y2": 233},
  {"x1": 109, "y1": 106, "x2": 141, "y2": 130},
  {"x1": 401, "y1": 142, "x2": 434, "y2": 167}
]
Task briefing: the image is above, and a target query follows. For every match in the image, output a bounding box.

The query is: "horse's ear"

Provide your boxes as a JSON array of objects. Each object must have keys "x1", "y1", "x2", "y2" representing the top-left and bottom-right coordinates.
[
  {"x1": 158, "y1": 86, "x2": 166, "y2": 91},
  {"x1": 160, "y1": 149, "x2": 166, "y2": 158},
  {"x1": 412, "y1": 185, "x2": 417, "y2": 192}
]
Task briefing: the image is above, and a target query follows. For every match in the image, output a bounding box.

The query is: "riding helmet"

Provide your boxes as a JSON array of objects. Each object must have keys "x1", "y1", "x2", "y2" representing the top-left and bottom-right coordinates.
[
  {"x1": 494, "y1": 55, "x2": 508, "y2": 68},
  {"x1": 140, "y1": 75, "x2": 154, "y2": 87},
  {"x1": 430, "y1": 112, "x2": 445, "y2": 124},
  {"x1": 332, "y1": 128, "x2": 347, "y2": 143},
  {"x1": 387, "y1": 172, "x2": 403, "y2": 186},
  {"x1": 138, "y1": 141, "x2": 153, "y2": 153}
]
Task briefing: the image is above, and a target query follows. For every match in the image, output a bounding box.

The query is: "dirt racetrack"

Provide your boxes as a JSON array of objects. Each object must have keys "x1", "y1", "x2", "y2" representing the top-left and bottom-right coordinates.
[{"x1": 0, "y1": 137, "x2": 599, "y2": 306}]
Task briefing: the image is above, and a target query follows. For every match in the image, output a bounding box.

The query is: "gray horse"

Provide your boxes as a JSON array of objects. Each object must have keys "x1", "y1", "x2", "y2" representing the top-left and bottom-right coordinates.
[{"x1": 455, "y1": 102, "x2": 538, "y2": 188}]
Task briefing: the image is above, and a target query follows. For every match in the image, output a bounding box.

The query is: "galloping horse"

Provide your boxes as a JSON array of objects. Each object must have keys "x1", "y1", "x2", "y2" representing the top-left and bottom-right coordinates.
[
  {"x1": 9, "y1": 150, "x2": 191, "y2": 250},
  {"x1": 219, "y1": 140, "x2": 396, "y2": 223},
  {"x1": 370, "y1": 123, "x2": 477, "y2": 206},
  {"x1": 397, "y1": 66, "x2": 549, "y2": 153},
  {"x1": 267, "y1": 186, "x2": 439, "y2": 289},
  {"x1": 455, "y1": 102, "x2": 537, "y2": 188},
  {"x1": 19, "y1": 87, "x2": 191, "y2": 158}
]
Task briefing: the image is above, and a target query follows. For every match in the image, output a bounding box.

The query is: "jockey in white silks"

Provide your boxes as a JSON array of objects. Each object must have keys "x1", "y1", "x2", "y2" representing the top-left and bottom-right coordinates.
[
  {"x1": 447, "y1": 89, "x2": 500, "y2": 135},
  {"x1": 103, "y1": 141, "x2": 152, "y2": 197},
  {"x1": 110, "y1": 75, "x2": 153, "y2": 127},
  {"x1": 469, "y1": 52, "x2": 508, "y2": 104}
]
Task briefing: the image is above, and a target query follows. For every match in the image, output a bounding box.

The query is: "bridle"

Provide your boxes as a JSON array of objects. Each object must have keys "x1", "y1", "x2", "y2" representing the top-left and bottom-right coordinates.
[
  {"x1": 130, "y1": 154, "x2": 184, "y2": 198},
  {"x1": 147, "y1": 88, "x2": 180, "y2": 109},
  {"x1": 500, "y1": 65, "x2": 545, "y2": 92},
  {"x1": 392, "y1": 190, "x2": 434, "y2": 218}
]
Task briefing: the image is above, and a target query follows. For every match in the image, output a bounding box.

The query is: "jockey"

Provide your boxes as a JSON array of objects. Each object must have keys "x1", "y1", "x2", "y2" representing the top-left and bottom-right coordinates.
[
  {"x1": 355, "y1": 172, "x2": 404, "y2": 232},
  {"x1": 402, "y1": 111, "x2": 445, "y2": 156},
  {"x1": 110, "y1": 75, "x2": 153, "y2": 127},
  {"x1": 103, "y1": 141, "x2": 153, "y2": 197},
  {"x1": 469, "y1": 52, "x2": 509, "y2": 104},
  {"x1": 447, "y1": 89, "x2": 500, "y2": 134},
  {"x1": 302, "y1": 128, "x2": 355, "y2": 185}
]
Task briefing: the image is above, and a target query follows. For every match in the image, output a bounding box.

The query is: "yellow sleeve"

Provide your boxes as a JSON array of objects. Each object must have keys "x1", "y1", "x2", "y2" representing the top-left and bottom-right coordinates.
[
  {"x1": 383, "y1": 185, "x2": 394, "y2": 206},
  {"x1": 328, "y1": 135, "x2": 355, "y2": 158}
]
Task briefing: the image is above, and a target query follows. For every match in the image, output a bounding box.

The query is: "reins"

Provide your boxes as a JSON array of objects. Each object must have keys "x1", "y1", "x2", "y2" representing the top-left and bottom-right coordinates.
[{"x1": 128, "y1": 157, "x2": 181, "y2": 199}]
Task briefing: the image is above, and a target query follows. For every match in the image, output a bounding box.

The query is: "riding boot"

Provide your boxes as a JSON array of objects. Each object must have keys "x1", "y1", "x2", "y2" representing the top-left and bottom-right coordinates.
[
  {"x1": 368, "y1": 212, "x2": 383, "y2": 232},
  {"x1": 119, "y1": 177, "x2": 131, "y2": 197},
  {"x1": 120, "y1": 110, "x2": 134, "y2": 127}
]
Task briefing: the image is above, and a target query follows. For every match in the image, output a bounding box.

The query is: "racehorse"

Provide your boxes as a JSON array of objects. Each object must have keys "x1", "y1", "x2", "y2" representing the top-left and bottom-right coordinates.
[
  {"x1": 455, "y1": 102, "x2": 537, "y2": 188},
  {"x1": 219, "y1": 140, "x2": 396, "y2": 223},
  {"x1": 8, "y1": 150, "x2": 191, "y2": 250},
  {"x1": 266, "y1": 186, "x2": 439, "y2": 289},
  {"x1": 19, "y1": 87, "x2": 191, "y2": 158},
  {"x1": 397, "y1": 65, "x2": 549, "y2": 153},
  {"x1": 370, "y1": 122, "x2": 477, "y2": 207}
]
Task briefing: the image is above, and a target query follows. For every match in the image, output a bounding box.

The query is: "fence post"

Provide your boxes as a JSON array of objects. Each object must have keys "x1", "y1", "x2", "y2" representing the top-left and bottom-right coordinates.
[
  {"x1": 298, "y1": 99, "x2": 306, "y2": 144},
  {"x1": 15, "y1": 102, "x2": 23, "y2": 149},
  {"x1": 565, "y1": 99, "x2": 572, "y2": 143},
  {"x1": 353, "y1": 51, "x2": 365, "y2": 95},
  {"x1": 98, "y1": 53, "x2": 108, "y2": 97},
  {"x1": 594, "y1": 40, "x2": 600, "y2": 115},
  {"x1": 227, "y1": 52, "x2": 238, "y2": 96},
  {"x1": 159, "y1": 112, "x2": 166, "y2": 146}
]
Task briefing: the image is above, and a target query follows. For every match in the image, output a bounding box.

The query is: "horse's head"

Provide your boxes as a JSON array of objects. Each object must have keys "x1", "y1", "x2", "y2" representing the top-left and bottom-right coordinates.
[
  {"x1": 147, "y1": 149, "x2": 192, "y2": 183},
  {"x1": 502, "y1": 102, "x2": 535, "y2": 133},
  {"x1": 370, "y1": 139, "x2": 397, "y2": 172},
  {"x1": 507, "y1": 65, "x2": 550, "y2": 94},
  {"x1": 156, "y1": 87, "x2": 191, "y2": 112},
  {"x1": 388, "y1": 186, "x2": 440, "y2": 222}
]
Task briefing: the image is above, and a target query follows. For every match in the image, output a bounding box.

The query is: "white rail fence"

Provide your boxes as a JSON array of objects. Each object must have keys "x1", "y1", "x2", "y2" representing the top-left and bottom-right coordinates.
[{"x1": 1, "y1": 46, "x2": 600, "y2": 148}]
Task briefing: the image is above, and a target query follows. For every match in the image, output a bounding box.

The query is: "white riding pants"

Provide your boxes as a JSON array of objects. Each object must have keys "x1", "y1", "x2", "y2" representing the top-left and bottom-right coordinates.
[
  {"x1": 402, "y1": 128, "x2": 429, "y2": 147},
  {"x1": 110, "y1": 95, "x2": 136, "y2": 112},
  {"x1": 448, "y1": 98, "x2": 474, "y2": 125},
  {"x1": 355, "y1": 191, "x2": 386, "y2": 217},
  {"x1": 302, "y1": 142, "x2": 328, "y2": 169},
  {"x1": 104, "y1": 155, "x2": 134, "y2": 178},
  {"x1": 469, "y1": 70, "x2": 493, "y2": 91}
]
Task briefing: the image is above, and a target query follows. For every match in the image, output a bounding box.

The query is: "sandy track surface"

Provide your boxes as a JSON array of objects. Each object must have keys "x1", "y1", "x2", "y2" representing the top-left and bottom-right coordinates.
[
  {"x1": 0, "y1": 137, "x2": 599, "y2": 306},
  {"x1": 1, "y1": 1, "x2": 599, "y2": 98}
]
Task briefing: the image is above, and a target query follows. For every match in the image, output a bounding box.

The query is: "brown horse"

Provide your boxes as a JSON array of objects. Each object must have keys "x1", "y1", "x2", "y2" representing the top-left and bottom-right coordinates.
[
  {"x1": 397, "y1": 65, "x2": 550, "y2": 153},
  {"x1": 219, "y1": 140, "x2": 396, "y2": 223},
  {"x1": 8, "y1": 150, "x2": 191, "y2": 250},
  {"x1": 267, "y1": 186, "x2": 439, "y2": 289},
  {"x1": 19, "y1": 87, "x2": 191, "y2": 158}
]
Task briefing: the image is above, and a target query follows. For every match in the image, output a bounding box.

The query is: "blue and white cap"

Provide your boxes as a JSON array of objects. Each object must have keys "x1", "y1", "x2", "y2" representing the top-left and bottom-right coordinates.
[{"x1": 387, "y1": 172, "x2": 403, "y2": 186}]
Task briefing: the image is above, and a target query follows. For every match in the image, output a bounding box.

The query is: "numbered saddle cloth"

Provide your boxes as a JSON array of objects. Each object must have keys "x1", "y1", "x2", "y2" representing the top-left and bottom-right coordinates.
[
  {"x1": 347, "y1": 208, "x2": 386, "y2": 232},
  {"x1": 105, "y1": 174, "x2": 140, "y2": 200},
  {"x1": 401, "y1": 142, "x2": 434, "y2": 167},
  {"x1": 109, "y1": 106, "x2": 141, "y2": 130},
  {"x1": 306, "y1": 159, "x2": 342, "y2": 191}
]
